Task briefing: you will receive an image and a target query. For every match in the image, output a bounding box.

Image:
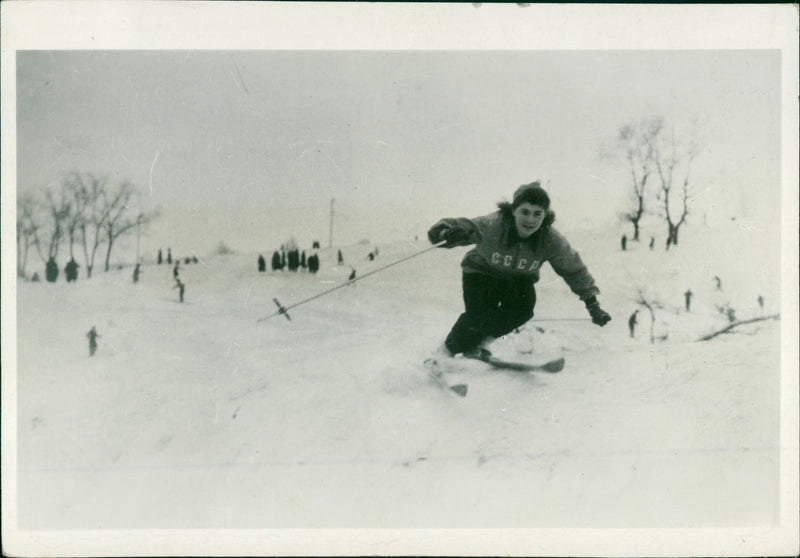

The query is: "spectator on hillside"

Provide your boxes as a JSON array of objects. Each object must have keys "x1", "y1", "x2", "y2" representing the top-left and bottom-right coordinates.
[
  {"x1": 86, "y1": 326, "x2": 100, "y2": 357},
  {"x1": 628, "y1": 310, "x2": 638, "y2": 338},
  {"x1": 308, "y1": 254, "x2": 320, "y2": 274},
  {"x1": 65, "y1": 258, "x2": 79, "y2": 282},
  {"x1": 158, "y1": 249, "x2": 163, "y2": 264},
  {"x1": 46, "y1": 257, "x2": 59, "y2": 283}
]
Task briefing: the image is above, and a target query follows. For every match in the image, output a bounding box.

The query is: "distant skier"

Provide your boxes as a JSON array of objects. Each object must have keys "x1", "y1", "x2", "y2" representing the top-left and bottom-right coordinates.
[
  {"x1": 427, "y1": 181, "x2": 610, "y2": 361},
  {"x1": 621, "y1": 234, "x2": 627, "y2": 251},
  {"x1": 173, "y1": 261, "x2": 180, "y2": 279},
  {"x1": 133, "y1": 263, "x2": 141, "y2": 283},
  {"x1": 684, "y1": 289, "x2": 693, "y2": 312},
  {"x1": 174, "y1": 278, "x2": 185, "y2": 303},
  {"x1": 158, "y1": 249, "x2": 163, "y2": 265},
  {"x1": 714, "y1": 276, "x2": 722, "y2": 291},
  {"x1": 348, "y1": 267, "x2": 356, "y2": 283},
  {"x1": 757, "y1": 295, "x2": 764, "y2": 311},
  {"x1": 86, "y1": 326, "x2": 100, "y2": 357},
  {"x1": 628, "y1": 310, "x2": 638, "y2": 338},
  {"x1": 167, "y1": 248, "x2": 172, "y2": 264},
  {"x1": 338, "y1": 249, "x2": 344, "y2": 265},
  {"x1": 258, "y1": 254, "x2": 266, "y2": 272},
  {"x1": 649, "y1": 237, "x2": 655, "y2": 250}
]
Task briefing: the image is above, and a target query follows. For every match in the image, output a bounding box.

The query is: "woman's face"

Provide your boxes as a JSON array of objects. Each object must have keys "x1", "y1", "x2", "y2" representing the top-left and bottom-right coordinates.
[{"x1": 512, "y1": 202, "x2": 547, "y2": 239}]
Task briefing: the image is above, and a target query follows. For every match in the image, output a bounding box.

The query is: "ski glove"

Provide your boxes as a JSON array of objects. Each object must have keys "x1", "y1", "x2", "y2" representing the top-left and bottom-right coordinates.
[
  {"x1": 585, "y1": 296, "x2": 611, "y2": 326},
  {"x1": 427, "y1": 222, "x2": 471, "y2": 248}
]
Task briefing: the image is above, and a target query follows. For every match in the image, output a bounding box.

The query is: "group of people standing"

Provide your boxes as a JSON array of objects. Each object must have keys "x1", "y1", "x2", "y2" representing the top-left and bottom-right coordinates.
[{"x1": 263, "y1": 247, "x2": 321, "y2": 274}]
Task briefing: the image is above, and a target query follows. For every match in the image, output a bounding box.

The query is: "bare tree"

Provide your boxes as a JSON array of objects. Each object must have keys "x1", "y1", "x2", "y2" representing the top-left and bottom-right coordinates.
[
  {"x1": 39, "y1": 182, "x2": 74, "y2": 262},
  {"x1": 78, "y1": 173, "x2": 109, "y2": 278},
  {"x1": 607, "y1": 117, "x2": 663, "y2": 241},
  {"x1": 652, "y1": 121, "x2": 700, "y2": 248},
  {"x1": 62, "y1": 171, "x2": 88, "y2": 260},
  {"x1": 636, "y1": 291, "x2": 658, "y2": 344},
  {"x1": 101, "y1": 179, "x2": 155, "y2": 272},
  {"x1": 16, "y1": 191, "x2": 42, "y2": 278}
]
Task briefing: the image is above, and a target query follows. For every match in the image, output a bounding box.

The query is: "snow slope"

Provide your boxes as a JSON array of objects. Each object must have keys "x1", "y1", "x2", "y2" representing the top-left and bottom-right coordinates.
[{"x1": 10, "y1": 218, "x2": 791, "y2": 553}]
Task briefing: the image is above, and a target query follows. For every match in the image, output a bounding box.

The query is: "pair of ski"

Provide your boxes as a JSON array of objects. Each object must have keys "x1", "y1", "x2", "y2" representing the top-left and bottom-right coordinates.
[{"x1": 430, "y1": 354, "x2": 566, "y2": 397}]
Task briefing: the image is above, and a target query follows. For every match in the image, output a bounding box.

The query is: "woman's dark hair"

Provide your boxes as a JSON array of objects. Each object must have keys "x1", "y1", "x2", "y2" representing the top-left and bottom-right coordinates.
[
  {"x1": 498, "y1": 181, "x2": 556, "y2": 230},
  {"x1": 512, "y1": 182, "x2": 551, "y2": 210}
]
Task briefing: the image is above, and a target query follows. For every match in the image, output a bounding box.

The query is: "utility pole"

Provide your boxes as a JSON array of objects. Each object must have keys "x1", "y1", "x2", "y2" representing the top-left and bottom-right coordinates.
[{"x1": 329, "y1": 198, "x2": 334, "y2": 249}]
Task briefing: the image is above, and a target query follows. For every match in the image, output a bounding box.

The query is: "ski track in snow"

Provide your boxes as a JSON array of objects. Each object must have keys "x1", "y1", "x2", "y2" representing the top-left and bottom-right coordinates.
[{"x1": 15, "y1": 222, "x2": 781, "y2": 529}]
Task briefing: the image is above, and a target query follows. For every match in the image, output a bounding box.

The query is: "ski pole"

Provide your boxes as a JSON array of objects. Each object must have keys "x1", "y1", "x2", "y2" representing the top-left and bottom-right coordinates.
[
  {"x1": 257, "y1": 240, "x2": 447, "y2": 322},
  {"x1": 531, "y1": 318, "x2": 592, "y2": 322}
]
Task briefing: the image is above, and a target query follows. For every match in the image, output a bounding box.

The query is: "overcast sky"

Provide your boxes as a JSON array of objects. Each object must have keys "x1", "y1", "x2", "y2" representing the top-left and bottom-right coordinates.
[{"x1": 16, "y1": 48, "x2": 781, "y2": 233}]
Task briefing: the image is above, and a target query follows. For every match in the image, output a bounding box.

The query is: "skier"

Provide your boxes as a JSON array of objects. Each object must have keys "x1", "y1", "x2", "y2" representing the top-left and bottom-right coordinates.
[
  {"x1": 714, "y1": 276, "x2": 722, "y2": 291},
  {"x1": 258, "y1": 254, "x2": 266, "y2": 272},
  {"x1": 167, "y1": 248, "x2": 172, "y2": 264},
  {"x1": 427, "y1": 181, "x2": 611, "y2": 361},
  {"x1": 86, "y1": 326, "x2": 100, "y2": 357},
  {"x1": 173, "y1": 261, "x2": 180, "y2": 280},
  {"x1": 173, "y1": 278, "x2": 185, "y2": 303},
  {"x1": 621, "y1": 234, "x2": 627, "y2": 251},
  {"x1": 757, "y1": 295, "x2": 764, "y2": 311},
  {"x1": 133, "y1": 263, "x2": 141, "y2": 283},
  {"x1": 338, "y1": 249, "x2": 344, "y2": 265},
  {"x1": 649, "y1": 237, "x2": 655, "y2": 250},
  {"x1": 628, "y1": 310, "x2": 638, "y2": 338},
  {"x1": 684, "y1": 289, "x2": 693, "y2": 312},
  {"x1": 158, "y1": 248, "x2": 163, "y2": 265}
]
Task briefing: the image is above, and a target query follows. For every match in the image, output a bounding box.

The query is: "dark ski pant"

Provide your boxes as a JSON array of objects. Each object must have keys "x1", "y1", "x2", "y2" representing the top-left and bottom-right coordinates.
[{"x1": 444, "y1": 272, "x2": 536, "y2": 355}]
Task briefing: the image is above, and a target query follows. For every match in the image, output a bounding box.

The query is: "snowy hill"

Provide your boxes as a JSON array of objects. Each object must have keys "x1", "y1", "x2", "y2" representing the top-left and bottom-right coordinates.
[{"x1": 12, "y1": 217, "x2": 788, "y2": 553}]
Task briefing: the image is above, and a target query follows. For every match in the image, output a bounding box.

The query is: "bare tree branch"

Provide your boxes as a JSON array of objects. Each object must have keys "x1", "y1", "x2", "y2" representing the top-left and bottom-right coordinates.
[{"x1": 696, "y1": 314, "x2": 780, "y2": 342}]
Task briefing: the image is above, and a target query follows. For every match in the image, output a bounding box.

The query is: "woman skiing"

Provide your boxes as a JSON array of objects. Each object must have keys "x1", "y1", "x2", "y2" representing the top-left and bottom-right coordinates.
[{"x1": 427, "y1": 181, "x2": 610, "y2": 361}]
